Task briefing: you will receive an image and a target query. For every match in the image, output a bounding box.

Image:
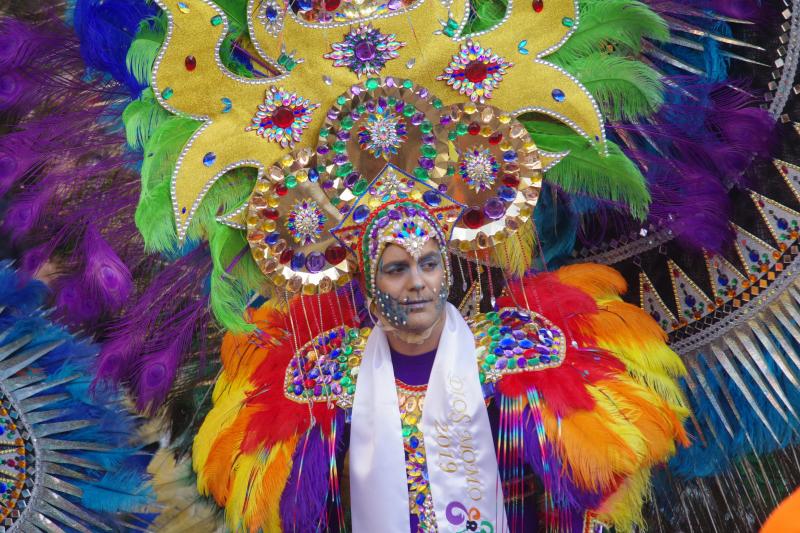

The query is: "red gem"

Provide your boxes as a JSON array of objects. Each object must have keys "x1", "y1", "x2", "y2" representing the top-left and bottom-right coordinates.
[
  {"x1": 467, "y1": 122, "x2": 480, "y2": 135},
  {"x1": 275, "y1": 183, "x2": 288, "y2": 196},
  {"x1": 463, "y1": 207, "x2": 484, "y2": 229},
  {"x1": 488, "y1": 132, "x2": 503, "y2": 145},
  {"x1": 532, "y1": 0, "x2": 543, "y2": 12},
  {"x1": 324, "y1": 244, "x2": 347, "y2": 264},
  {"x1": 272, "y1": 106, "x2": 295, "y2": 128},
  {"x1": 185, "y1": 55, "x2": 197, "y2": 71},
  {"x1": 6, "y1": 460, "x2": 15, "y2": 467},
  {"x1": 502, "y1": 174, "x2": 520, "y2": 188},
  {"x1": 325, "y1": 0, "x2": 341, "y2": 9},
  {"x1": 263, "y1": 208, "x2": 279, "y2": 220},
  {"x1": 279, "y1": 249, "x2": 294, "y2": 264},
  {"x1": 303, "y1": 379, "x2": 316, "y2": 388},
  {"x1": 464, "y1": 61, "x2": 488, "y2": 83}
]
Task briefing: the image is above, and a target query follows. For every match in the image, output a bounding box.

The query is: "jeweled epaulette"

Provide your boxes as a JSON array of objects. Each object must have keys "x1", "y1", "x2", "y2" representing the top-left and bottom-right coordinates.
[
  {"x1": 469, "y1": 307, "x2": 567, "y2": 385},
  {"x1": 283, "y1": 325, "x2": 371, "y2": 409}
]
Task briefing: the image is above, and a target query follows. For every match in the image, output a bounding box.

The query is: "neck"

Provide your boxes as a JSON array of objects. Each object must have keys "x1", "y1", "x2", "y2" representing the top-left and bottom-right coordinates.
[{"x1": 385, "y1": 313, "x2": 445, "y2": 355}]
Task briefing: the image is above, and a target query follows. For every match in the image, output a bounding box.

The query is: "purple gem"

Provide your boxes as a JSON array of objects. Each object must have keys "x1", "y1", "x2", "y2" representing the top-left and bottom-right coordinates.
[
  {"x1": 417, "y1": 87, "x2": 429, "y2": 98},
  {"x1": 440, "y1": 115, "x2": 452, "y2": 125},
  {"x1": 513, "y1": 330, "x2": 525, "y2": 340},
  {"x1": 306, "y1": 252, "x2": 326, "y2": 273},
  {"x1": 378, "y1": 96, "x2": 388, "y2": 108},
  {"x1": 484, "y1": 197, "x2": 506, "y2": 220},
  {"x1": 344, "y1": 172, "x2": 360, "y2": 188},
  {"x1": 395, "y1": 101, "x2": 405, "y2": 113},
  {"x1": 517, "y1": 357, "x2": 527, "y2": 368},
  {"x1": 422, "y1": 134, "x2": 435, "y2": 144},
  {"x1": 293, "y1": 385, "x2": 304, "y2": 395},
  {"x1": 333, "y1": 154, "x2": 348, "y2": 165},
  {"x1": 512, "y1": 347, "x2": 523, "y2": 355},
  {"x1": 322, "y1": 180, "x2": 334, "y2": 189},
  {"x1": 377, "y1": 216, "x2": 390, "y2": 228},
  {"x1": 495, "y1": 358, "x2": 507, "y2": 370},
  {"x1": 293, "y1": 377, "x2": 303, "y2": 385},
  {"x1": 350, "y1": 85, "x2": 363, "y2": 96},
  {"x1": 314, "y1": 385, "x2": 323, "y2": 396},
  {"x1": 438, "y1": 184, "x2": 448, "y2": 193},
  {"x1": 411, "y1": 112, "x2": 425, "y2": 126},
  {"x1": 355, "y1": 41, "x2": 377, "y2": 61},
  {"x1": 385, "y1": 77, "x2": 396, "y2": 87},
  {"x1": 332, "y1": 383, "x2": 343, "y2": 394},
  {"x1": 327, "y1": 109, "x2": 339, "y2": 120},
  {"x1": 337, "y1": 130, "x2": 350, "y2": 140},
  {"x1": 418, "y1": 157, "x2": 434, "y2": 170},
  {"x1": 317, "y1": 144, "x2": 330, "y2": 154},
  {"x1": 388, "y1": 0, "x2": 402, "y2": 9},
  {"x1": 388, "y1": 209, "x2": 402, "y2": 220}
]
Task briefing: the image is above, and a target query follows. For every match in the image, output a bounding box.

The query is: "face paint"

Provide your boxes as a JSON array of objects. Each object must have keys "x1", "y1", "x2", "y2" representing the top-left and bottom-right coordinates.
[{"x1": 375, "y1": 287, "x2": 410, "y2": 328}]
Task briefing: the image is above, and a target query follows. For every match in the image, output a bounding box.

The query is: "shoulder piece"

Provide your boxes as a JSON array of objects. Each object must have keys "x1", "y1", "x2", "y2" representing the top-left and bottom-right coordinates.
[
  {"x1": 283, "y1": 325, "x2": 371, "y2": 409},
  {"x1": 469, "y1": 307, "x2": 567, "y2": 385}
]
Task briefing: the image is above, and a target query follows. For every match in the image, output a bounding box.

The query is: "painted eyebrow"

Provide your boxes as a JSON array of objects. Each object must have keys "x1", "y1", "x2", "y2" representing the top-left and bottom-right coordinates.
[{"x1": 419, "y1": 252, "x2": 441, "y2": 262}]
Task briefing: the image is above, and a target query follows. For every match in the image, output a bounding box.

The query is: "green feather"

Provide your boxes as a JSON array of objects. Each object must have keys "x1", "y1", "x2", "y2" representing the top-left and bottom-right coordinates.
[
  {"x1": 122, "y1": 88, "x2": 171, "y2": 150},
  {"x1": 566, "y1": 53, "x2": 664, "y2": 121},
  {"x1": 465, "y1": 0, "x2": 507, "y2": 34},
  {"x1": 126, "y1": 16, "x2": 166, "y2": 88},
  {"x1": 548, "y1": 0, "x2": 668, "y2": 67},
  {"x1": 208, "y1": 224, "x2": 255, "y2": 333},
  {"x1": 524, "y1": 119, "x2": 650, "y2": 219},
  {"x1": 135, "y1": 116, "x2": 201, "y2": 252}
]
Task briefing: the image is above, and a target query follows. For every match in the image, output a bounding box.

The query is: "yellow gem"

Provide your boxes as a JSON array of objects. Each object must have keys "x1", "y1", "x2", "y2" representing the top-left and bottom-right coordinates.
[
  {"x1": 281, "y1": 154, "x2": 294, "y2": 168},
  {"x1": 368, "y1": 197, "x2": 381, "y2": 208},
  {"x1": 499, "y1": 141, "x2": 512, "y2": 151},
  {"x1": 498, "y1": 114, "x2": 511, "y2": 124},
  {"x1": 267, "y1": 195, "x2": 280, "y2": 208},
  {"x1": 262, "y1": 219, "x2": 276, "y2": 232},
  {"x1": 463, "y1": 103, "x2": 477, "y2": 115},
  {"x1": 410, "y1": 190, "x2": 422, "y2": 200},
  {"x1": 296, "y1": 170, "x2": 309, "y2": 183},
  {"x1": 523, "y1": 141, "x2": 537, "y2": 152},
  {"x1": 480, "y1": 126, "x2": 492, "y2": 137}
]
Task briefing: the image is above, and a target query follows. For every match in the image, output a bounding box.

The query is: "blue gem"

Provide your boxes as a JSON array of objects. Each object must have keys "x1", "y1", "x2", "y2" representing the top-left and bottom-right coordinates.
[
  {"x1": 291, "y1": 252, "x2": 306, "y2": 270},
  {"x1": 331, "y1": 348, "x2": 341, "y2": 358},
  {"x1": 778, "y1": 217, "x2": 789, "y2": 230},
  {"x1": 293, "y1": 385, "x2": 304, "y2": 395},
  {"x1": 309, "y1": 168, "x2": 320, "y2": 182},
  {"x1": 519, "y1": 339, "x2": 534, "y2": 349},
  {"x1": 266, "y1": 232, "x2": 280, "y2": 245},
  {"x1": 551, "y1": 89, "x2": 566, "y2": 102},
  {"x1": 203, "y1": 152, "x2": 216, "y2": 166},
  {"x1": 749, "y1": 251, "x2": 759, "y2": 262},
  {"x1": 718, "y1": 274, "x2": 729, "y2": 286},
  {"x1": 423, "y1": 190, "x2": 441, "y2": 206},
  {"x1": 540, "y1": 355, "x2": 551, "y2": 363},
  {"x1": 297, "y1": 0, "x2": 312, "y2": 10},
  {"x1": 410, "y1": 436, "x2": 420, "y2": 448},
  {"x1": 265, "y1": 5, "x2": 279, "y2": 19},
  {"x1": 498, "y1": 186, "x2": 516, "y2": 202},
  {"x1": 684, "y1": 295, "x2": 696, "y2": 307},
  {"x1": 353, "y1": 204, "x2": 371, "y2": 224},
  {"x1": 221, "y1": 97, "x2": 232, "y2": 113},
  {"x1": 416, "y1": 493, "x2": 426, "y2": 505},
  {"x1": 334, "y1": 371, "x2": 343, "y2": 380},
  {"x1": 309, "y1": 368, "x2": 320, "y2": 379},
  {"x1": 502, "y1": 150, "x2": 517, "y2": 162},
  {"x1": 499, "y1": 337, "x2": 516, "y2": 349}
]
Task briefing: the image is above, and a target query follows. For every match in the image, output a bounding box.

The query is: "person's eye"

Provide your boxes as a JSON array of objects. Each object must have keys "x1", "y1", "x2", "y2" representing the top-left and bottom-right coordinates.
[
  {"x1": 384, "y1": 265, "x2": 407, "y2": 275},
  {"x1": 421, "y1": 259, "x2": 440, "y2": 270}
]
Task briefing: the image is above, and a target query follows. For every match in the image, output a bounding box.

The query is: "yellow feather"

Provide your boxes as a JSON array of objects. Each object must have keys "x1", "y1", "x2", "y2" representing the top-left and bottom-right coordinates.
[
  {"x1": 596, "y1": 468, "x2": 652, "y2": 532},
  {"x1": 491, "y1": 219, "x2": 535, "y2": 276}
]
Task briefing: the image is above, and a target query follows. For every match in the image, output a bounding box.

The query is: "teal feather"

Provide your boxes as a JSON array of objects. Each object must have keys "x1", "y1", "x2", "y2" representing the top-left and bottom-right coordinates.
[
  {"x1": 524, "y1": 119, "x2": 650, "y2": 219},
  {"x1": 566, "y1": 53, "x2": 664, "y2": 121},
  {"x1": 78, "y1": 470, "x2": 154, "y2": 513}
]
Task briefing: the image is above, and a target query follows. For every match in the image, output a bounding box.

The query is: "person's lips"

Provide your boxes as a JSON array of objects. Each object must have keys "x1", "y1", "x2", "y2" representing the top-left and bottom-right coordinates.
[{"x1": 402, "y1": 299, "x2": 431, "y2": 311}]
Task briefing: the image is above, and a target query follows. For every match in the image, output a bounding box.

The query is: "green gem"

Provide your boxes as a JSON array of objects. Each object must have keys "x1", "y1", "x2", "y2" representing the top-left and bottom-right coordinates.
[
  {"x1": 446, "y1": 165, "x2": 455, "y2": 176},
  {"x1": 421, "y1": 145, "x2": 437, "y2": 158},
  {"x1": 419, "y1": 121, "x2": 433, "y2": 134},
  {"x1": 443, "y1": 27, "x2": 455, "y2": 37},
  {"x1": 402, "y1": 426, "x2": 413, "y2": 437},
  {"x1": 210, "y1": 15, "x2": 223, "y2": 25},
  {"x1": 344, "y1": 345, "x2": 354, "y2": 355},
  {"x1": 455, "y1": 123, "x2": 468, "y2": 136},
  {"x1": 336, "y1": 164, "x2": 352, "y2": 177},
  {"x1": 446, "y1": 17, "x2": 459, "y2": 29},
  {"x1": 303, "y1": 389, "x2": 313, "y2": 397},
  {"x1": 319, "y1": 128, "x2": 330, "y2": 138},
  {"x1": 317, "y1": 165, "x2": 326, "y2": 174},
  {"x1": 333, "y1": 141, "x2": 347, "y2": 153},
  {"x1": 352, "y1": 178, "x2": 368, "y2": 195},
  {"x1": 387, "y1": 97, "x2": 397, "y2": 106},
  {"x1": 338, "y1": 355, "x2": 348, "y2": 363},
  {"x1": 551, "y1": 355, "x2": 560, "y2": 362},
  {"x1": 347, "y1": 385, "x2": 356, "y2": 394},
  {"x1": 486, "y1": 354, "x2": 497, "y2": 364},
  {"x1": 432, "y1": 98, "x2": 443, "y2": 109},
  {"x1": 287, "y1": 386, "x2": 294, "y2": 394},
  {"x1": 486, "y1": 311, "x2": 498, "y2": 322},
  {"x1": 527, "y1": 358, "x2": 538, "y2": 366},
  {"x1": 507, "y1": 358, "x2": 517, "y2": 369},
  {"x1": 337, "y1": 95, "x2": 347, "y2": 106},
  {"x1": 340, "y1": 376, "x2": 352, "y2": 386},
  {"x1": 402, "y1": 79, "x2": 413, "y2": 89},
  {"x1": 356, "y1": 104, "x2": 366, "y2": 114},
  {"x1": 349, "y1": 329, "x2": 359, "y2": 339},
  {"x1": 331, "y1": 197, "x2": 341, "y2": 206},
  {"x1": 366, "y1": 78, "x2": 380, "y2": 90},
  {"x1": 481, "y1": 363, "x2": 490, "y2": 371},
  {"x1": 162, "y1": 87, "x2": 174, "y2": 100},
  {"x1": 341, "y1": 117, "x2": 354, "y2": 130},
  {"x1": 562, "y1": 17, "x2": 574, "y2": 27},
  {"x1": 414, "y1": 167, "x2": 429, "y2": 180},
  {"x1": 479, "y1": 373, "x2": 486, "y2": 383},
  {"x1": 285, "y1": 175, "x2": 297, "y2": 188},
  {"x1": 448, "y1": 131, "x2": 457, "y2": 141},
  {"x1": 487, "y1": 325, "x2": 499, "y2": 335},
  {"x1": 402, "y1": 104, "x2": 416, "y2": 117}
]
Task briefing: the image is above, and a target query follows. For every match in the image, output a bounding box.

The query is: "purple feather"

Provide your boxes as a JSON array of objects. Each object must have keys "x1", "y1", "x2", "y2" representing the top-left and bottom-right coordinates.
[
  {"x1": 3, "y1": 185, "x2": 51, "y2": 240},
  {"x1": 645, "y1": 0, "x2": 762, "y2": 20},
  {"x1": 82, "y1": 225, "x2": 133, "y2": 312},
  {"x1": 280, "y1": 428, "x2": 331, "y2": 531},
  {"x1": 55, "y1": 275, "x2": 102, "y2": 323},
  {"x1": 0, "y1": 18, "x2": 61, "y2": 69}
]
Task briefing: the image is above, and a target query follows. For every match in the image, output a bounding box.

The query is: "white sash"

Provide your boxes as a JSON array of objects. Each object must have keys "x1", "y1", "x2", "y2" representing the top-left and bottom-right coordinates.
[{"x1": 350, "y1": 303, "x2": 508, "y2": 532}]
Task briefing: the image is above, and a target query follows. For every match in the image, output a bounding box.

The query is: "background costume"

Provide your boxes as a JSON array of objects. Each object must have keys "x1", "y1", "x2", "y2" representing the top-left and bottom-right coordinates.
[{"x1": 1, "y1": 0, "x2": 800, "y2": 532}]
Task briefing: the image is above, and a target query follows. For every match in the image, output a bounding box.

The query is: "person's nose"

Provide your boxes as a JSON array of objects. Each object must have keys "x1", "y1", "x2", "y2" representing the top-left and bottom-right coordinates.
[{"x1": 408, "y1": 263, "x2": 425, "y2": 292}]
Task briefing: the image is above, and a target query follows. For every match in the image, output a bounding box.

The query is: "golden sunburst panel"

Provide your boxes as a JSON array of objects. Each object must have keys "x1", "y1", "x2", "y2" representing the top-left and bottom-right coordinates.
[{"x1": 152, "y1": 0, "x2": 605, "y2": 242}]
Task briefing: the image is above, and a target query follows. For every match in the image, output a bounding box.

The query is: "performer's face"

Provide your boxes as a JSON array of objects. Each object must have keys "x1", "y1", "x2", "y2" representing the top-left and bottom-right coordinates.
[{"x1": 374, "y1": 239, "x2": 447, "y2": 332}]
